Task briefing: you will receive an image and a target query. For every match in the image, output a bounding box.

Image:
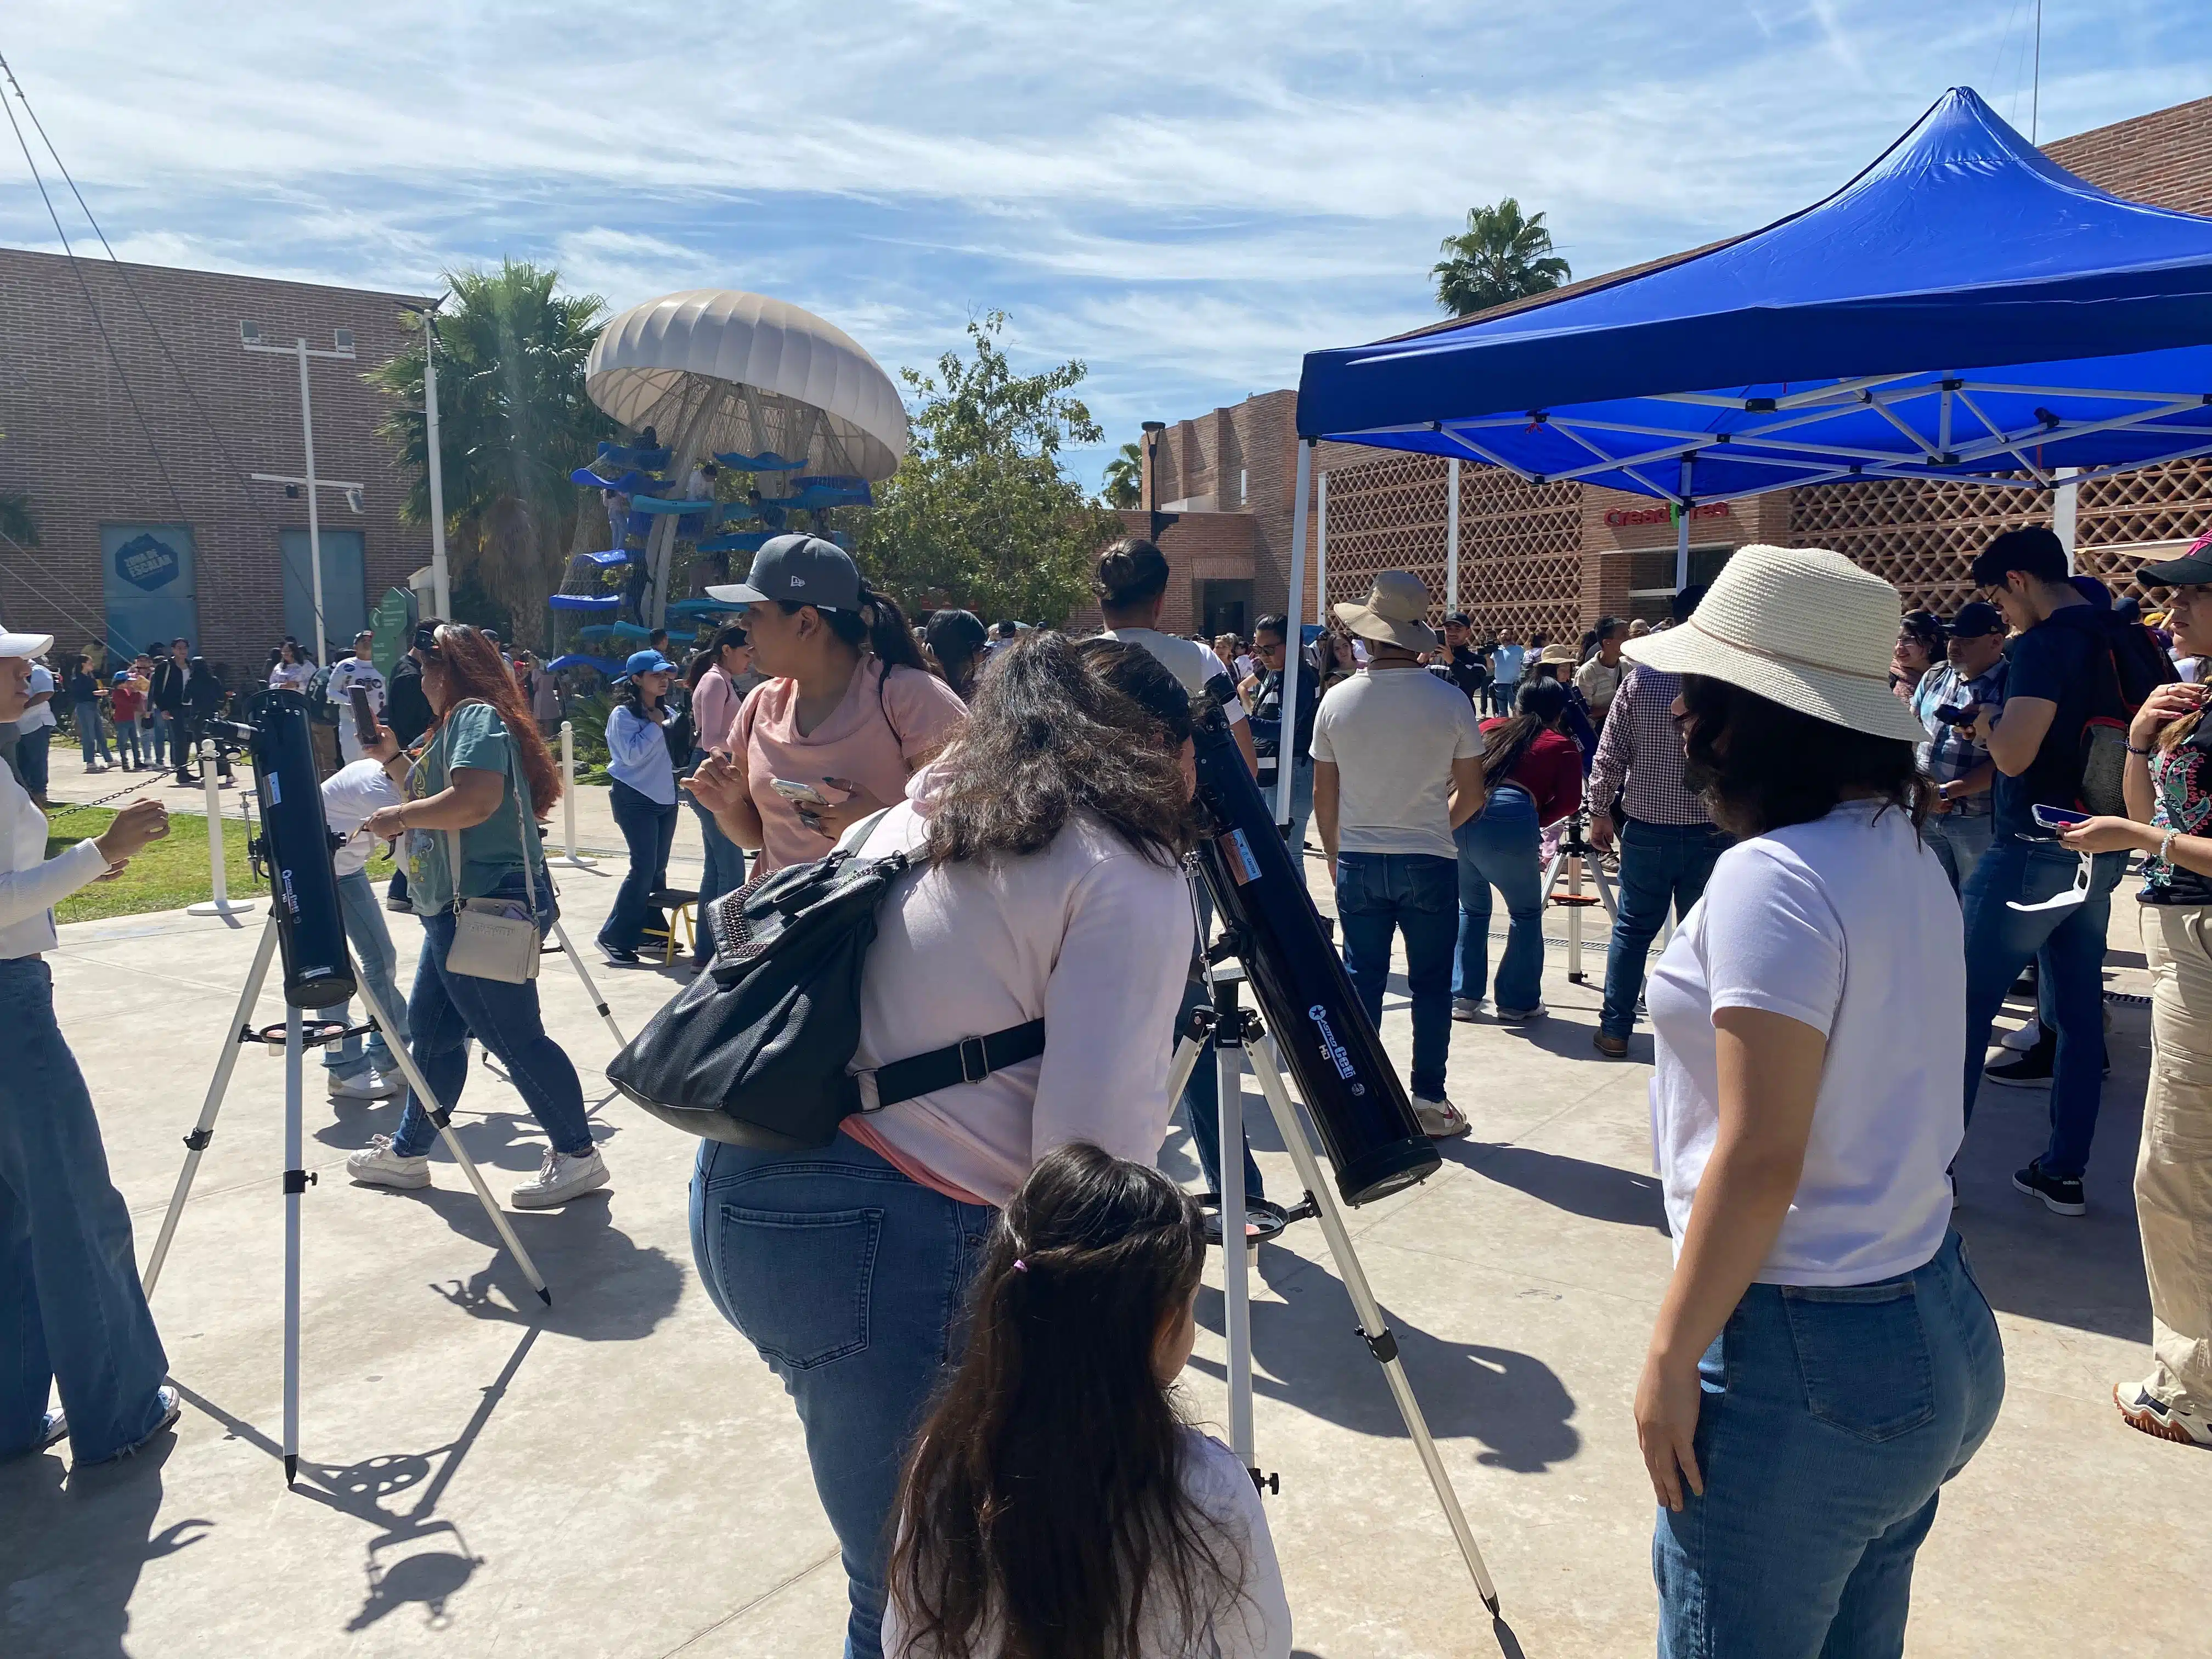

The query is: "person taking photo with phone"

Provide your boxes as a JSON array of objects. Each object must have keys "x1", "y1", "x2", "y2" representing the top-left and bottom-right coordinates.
[
  {"x1": 599, "y1": 648, "x2": 680, "y2": 966},
  {"x1": 0, "y1": 630, "x2": 181, "y2": 1468}
]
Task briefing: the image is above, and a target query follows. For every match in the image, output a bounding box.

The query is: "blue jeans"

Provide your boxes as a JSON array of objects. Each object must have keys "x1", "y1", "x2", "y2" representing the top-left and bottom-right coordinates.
[
  {"x1": 1336, "y1": 851, "x2": 1457, "y2": 1101},
  {"x1": 387, "y1": 875, "x2": 592, "y2": 1159},
  {"x1": 1960, "y1": 836, "x2": 2128, "y2": 1177},
  {"x1": 1177, "y1": 970, "x2": 1266, "y2": 1202},
  {"x1": 691, "y1": 1133, "x2": 996, "y2": 1659},
  {"x1": 1454, "y1": 785, "x2": 1544, "y2": 1010},
  {"x1": 1655, "y1": 1232, "x2": 2004, "y2": 1658},
  {"x1": 0, "y1": 958, "x2": 171, "y2": 1463},
  {"x1": 685, "y1": 765, "x2": 746, "y2": 964},
  {"x1": 1924, "y1": 808, "x2": 1995, "y2": 897},
  {"x1": 314, "y1": 870, "x2": 408, "y2": 1078},
  {"x1": 1600, "y1": 817, "x2": 1732, "y2": 1041},
  {"x1": 72, "y1": 700, "x2": 112, "y2": 764},
  {"x1": 115, "y1": 716, "x2": 143, "y2": 769},
  {"x1": 1262, "y1": 757, "x2": 1316, "y2": 867},
  {"x1": 144, "y1": 710, "x2": 166, "y2": 768},
  {"x1": 601, "y1": 780, "x2": 678, "y2": 954},
  {"x1": 13, "y1": 726, "x2": 48, "y2": 797},
  {"x1": 165, "y1": 712, "x2": 191, "y2": 779}
]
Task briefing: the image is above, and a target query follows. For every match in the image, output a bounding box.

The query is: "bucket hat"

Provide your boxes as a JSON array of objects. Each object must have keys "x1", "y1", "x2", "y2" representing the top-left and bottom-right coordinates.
[
  {"x1": 1332, "y1": 571, "x2": 1439, "y2": 653},
  {"x1": 1620, "y1": 545, "x2": 1925, "y2": 744}
]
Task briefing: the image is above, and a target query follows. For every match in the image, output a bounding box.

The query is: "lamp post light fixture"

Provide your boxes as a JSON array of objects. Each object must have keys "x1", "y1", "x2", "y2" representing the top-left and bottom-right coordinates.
[
  {"x1": 1140, "y1": 419, "x2": 1167, "y2": 530},
  {"x1": 242, "y1": 326, "x2": 359, "y2": 662},
  {"x1": 396, "y1": 297, "x2": 452, "y2": 619}
]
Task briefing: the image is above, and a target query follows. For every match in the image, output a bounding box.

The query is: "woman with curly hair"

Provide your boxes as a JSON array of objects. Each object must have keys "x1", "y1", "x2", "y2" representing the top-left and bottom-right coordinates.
[
  {"x1": 346, "y1": 623, "x2": 608, "y2": 1210},
  {"x1": 689, "y1": 631, "x2": 1200, "y2": 1659}
]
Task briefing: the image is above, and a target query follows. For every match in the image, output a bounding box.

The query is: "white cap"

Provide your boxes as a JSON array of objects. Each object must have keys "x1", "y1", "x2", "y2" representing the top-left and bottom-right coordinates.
[{"x1": 0, "y1": 630, "x2": 54, "y2": 659}]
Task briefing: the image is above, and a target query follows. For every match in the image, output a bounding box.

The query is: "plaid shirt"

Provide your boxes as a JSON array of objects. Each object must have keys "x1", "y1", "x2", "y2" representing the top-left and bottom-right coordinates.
[
  {"x1": 1587, "y1": 665, "x2": 1710, "y2": 827},
  {"x1": 1909, "y1": 661, "x2": 2007, "y2": 816}
]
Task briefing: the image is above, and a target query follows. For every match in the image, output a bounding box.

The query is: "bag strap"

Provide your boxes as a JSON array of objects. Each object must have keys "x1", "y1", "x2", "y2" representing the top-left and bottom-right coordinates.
[
  {"x1": 436, "y1": 701, "x2": 539, "y2": 916},
  {"x1": 870, "y1": 1019, "x2": 1047, "y2": 1109}
]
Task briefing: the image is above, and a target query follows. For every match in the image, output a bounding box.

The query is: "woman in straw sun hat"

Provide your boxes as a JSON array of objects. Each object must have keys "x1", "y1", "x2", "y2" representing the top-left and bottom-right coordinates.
[{"x1": 1621, "y1": 546, "x2": 2004, "y2": 1655}]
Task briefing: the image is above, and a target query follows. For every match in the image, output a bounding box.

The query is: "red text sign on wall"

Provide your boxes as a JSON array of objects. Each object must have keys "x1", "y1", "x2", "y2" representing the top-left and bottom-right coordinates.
[{"x1": 1604, "y1": 501, "x2": 1733, "y2": 529}]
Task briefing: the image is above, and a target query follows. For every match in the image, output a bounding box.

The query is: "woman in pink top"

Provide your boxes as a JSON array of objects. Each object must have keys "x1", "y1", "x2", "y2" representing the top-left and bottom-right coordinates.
[
  {"x1": 692, "y1": 535, "x2": 966, "y2": 874},
  {"x1": 687, "y1": 633, "x2": 1199, "y2": 1659}
]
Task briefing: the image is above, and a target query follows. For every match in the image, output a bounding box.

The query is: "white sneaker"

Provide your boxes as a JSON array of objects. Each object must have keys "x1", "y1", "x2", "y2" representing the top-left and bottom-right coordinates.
[
  {"x1": 1496, "y1": 1002, "x2": 1548, "y2": 1023},
  {"x1": 346, "y1": 1135, "x2": 431, "y2": 1189},
  {"x1": 1413, "y1": 1094, "x2": 1471, "y2": 1139},
  {"x1": 511, "y1": 1147, "x2": 609, "y2": 1209},
  {"x1": 2000, "y1": 1020, "x2": 2041, "y2": 1052},
  {"x1": 328, "y1": 1068, "x2": 405, "y2": 1101},
  {"x1": 1452, "y1": 996, "x2": 1487, "y2": 1022},
  {"x1": 87, "y1": 759, "x2": 108, "y2": 773}
]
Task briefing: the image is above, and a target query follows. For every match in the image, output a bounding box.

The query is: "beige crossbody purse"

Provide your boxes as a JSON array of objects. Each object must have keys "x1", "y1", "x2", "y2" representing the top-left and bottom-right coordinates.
[{"x1": 434, "y1": 708, "x2": 543, "y2": 984}]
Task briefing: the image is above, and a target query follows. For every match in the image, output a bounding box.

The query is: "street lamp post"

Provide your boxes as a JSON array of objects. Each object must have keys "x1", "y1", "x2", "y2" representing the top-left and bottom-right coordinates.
[
  {"x1": 399, "y1": 299, "x2": 453, "y2": 619},
  {"x1": 243, "y1": 328, "x2": 358, "y2": 660}
]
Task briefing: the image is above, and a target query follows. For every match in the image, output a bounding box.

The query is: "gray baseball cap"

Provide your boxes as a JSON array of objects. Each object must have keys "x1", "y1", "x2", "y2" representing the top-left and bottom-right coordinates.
[{"x1": 707, "y1": 534, "x2": 860, "y2": 611}]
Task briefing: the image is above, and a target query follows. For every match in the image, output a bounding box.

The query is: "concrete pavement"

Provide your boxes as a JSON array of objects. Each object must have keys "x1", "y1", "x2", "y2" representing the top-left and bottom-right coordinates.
[{"x1": 4, "y1": 754, "x2": 2209, "y2": 1657}]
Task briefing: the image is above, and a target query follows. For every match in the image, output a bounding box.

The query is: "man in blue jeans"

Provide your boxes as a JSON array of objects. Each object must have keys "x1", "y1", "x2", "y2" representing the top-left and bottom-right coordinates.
[
  {"x1": 1312, "y1": 571, "x2": 1485, "y2": 1138},
  {"x1": 1588, "y1": 587, "x2": 1730, "y2": 1059},
  {"x1": 1961, "y1": 526, "x2": 2134, "y2": 1215}
]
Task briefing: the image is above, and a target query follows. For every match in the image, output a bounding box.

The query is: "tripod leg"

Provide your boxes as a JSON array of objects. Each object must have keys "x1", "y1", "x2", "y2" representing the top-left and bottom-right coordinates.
[
  {"x1": 1216, "y1": 1032, "x2": 1255, "y2": 1473},
  {"x1": 144, "y1": 917, "x2": 280, "y2": 1298},
  {"x1": 546, "y1": 917, "x2": 627, "y2": 1048},
  {"x1": 1244, "y1": 1049, "x2": 1503, "y2": 1613},
  {"x1": 283, "y1": 1006, "x2": 304, "y2": 1485},
  {"x1": 1567, "y1": 855, "x2": 1585, "y2": 981},
  {"x1": 351, "y1": 972, "x2": 552, "y2": 1306},
  {"x1": 1167, "y1": 1034, "x2": 1205, "y2": 1103}
]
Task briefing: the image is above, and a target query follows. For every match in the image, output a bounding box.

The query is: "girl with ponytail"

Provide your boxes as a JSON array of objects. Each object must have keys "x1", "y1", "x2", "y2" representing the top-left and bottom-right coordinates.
[
  {"x1": 885, "y1": 1144, "x2": 1291, "y2": 1659},
  {"x1": 689, "y1": 535, "x2": 968, "y2": 873}
]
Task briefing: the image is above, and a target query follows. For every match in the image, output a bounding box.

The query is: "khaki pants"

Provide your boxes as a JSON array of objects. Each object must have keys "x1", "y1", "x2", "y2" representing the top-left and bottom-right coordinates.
[{"x1": 2138, "y1": 905, "x2": 2212, "y2": 1410}]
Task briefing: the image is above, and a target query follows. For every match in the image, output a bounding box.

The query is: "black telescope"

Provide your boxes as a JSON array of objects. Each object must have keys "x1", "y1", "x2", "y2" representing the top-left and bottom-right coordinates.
[
  {"x1": 212, "y1": 690, "x2": 357, "y2": 1008},
  {"x1": 1187, "y1": 698, "x2": 1438, "y2": 1206}
]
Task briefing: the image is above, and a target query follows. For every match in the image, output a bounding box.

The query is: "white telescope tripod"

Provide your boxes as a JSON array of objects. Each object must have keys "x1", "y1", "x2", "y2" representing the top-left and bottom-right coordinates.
[{"x1": 1166, "y1": 957, "x2": 1503, "y2": 1620}]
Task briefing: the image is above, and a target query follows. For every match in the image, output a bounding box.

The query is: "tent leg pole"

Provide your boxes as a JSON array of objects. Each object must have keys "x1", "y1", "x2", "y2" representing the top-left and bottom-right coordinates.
[{"x1": 1277, "y1": 441, "x2": 1313, "y2": 831}]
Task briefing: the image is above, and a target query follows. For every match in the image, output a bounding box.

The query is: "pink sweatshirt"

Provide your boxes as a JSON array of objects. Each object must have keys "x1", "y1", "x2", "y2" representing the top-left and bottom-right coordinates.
[{"x1": 840, "y1": 770, "x2": 1195, "y2": 1209}]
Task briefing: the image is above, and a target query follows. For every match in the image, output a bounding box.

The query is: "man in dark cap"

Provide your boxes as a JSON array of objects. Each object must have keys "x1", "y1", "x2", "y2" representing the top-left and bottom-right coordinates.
[{"x1": 1911, "y1": 599, "x2": 2011, "y2": 894}]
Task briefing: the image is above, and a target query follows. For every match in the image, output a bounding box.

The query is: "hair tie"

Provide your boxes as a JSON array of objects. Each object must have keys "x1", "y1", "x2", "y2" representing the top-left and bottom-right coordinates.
[{"x1": 1011, "y1": 1259, "x2": 1028, "y2": 1273}]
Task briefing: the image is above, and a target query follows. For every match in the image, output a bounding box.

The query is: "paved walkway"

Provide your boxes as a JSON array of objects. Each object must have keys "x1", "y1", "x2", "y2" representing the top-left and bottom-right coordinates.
[{"x1": 6, "y1": 739, "x2": 2210, "y2": 1656}]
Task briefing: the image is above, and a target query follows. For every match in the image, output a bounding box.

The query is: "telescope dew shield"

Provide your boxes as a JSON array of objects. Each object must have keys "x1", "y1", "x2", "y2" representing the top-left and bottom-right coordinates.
[
  {"x1": 247, "y1": 690, "x2": 358, "y2": 1008},
  {"x1": 1188, "y1": 701, "x2": 1439, "y2": 1205}
]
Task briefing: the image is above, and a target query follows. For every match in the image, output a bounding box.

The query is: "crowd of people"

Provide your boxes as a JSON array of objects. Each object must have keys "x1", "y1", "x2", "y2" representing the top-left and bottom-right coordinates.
[{"x1": 7, "y1": 515, "x2": 2211, "y2": 1659}]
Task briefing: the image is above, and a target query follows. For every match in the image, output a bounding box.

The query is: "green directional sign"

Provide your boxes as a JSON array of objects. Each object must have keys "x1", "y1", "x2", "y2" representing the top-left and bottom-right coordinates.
[{"x1": 369, "y1": 586, "x2": 416, "y2": 678}]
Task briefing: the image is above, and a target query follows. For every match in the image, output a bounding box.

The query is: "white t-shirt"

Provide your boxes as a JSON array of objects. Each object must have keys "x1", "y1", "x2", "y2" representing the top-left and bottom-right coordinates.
[
  {"x1": 269, "y1": 660, "x2": 314, "y2": 691},
  {"x1": 1646, "y1": 800, "x2": 1962, "y2": 1286},
  {"x1": 21, "y1": 664, "x2": 56, "y2": 730},
  {"x1": 321, "y1": 758, "x2": 403, "y2": 878},
  {"x1": 883, "y1": 1427, "x2": 1291, "y2": 1659},
  {"x1": 1098, "y1": 628, "x2": 1249, "y2": 725},
  {"x1": 1308, "y1": 666, "x2": 1482, "y2": 860},
  {"x1": 327, "y1": 657, "x2": 387, "y2": 761}
]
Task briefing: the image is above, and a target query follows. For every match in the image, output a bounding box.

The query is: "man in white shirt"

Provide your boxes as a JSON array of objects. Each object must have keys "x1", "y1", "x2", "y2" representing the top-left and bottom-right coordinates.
[
  {"x1": 325, "y1": 630, "x2": 387, "y2": 764},
  {"x1": 1312, "y1": 571, "x2": 1485, "y2": 1138},
  {"x1": 311, "y1": 727, "x2": 411, "y2": 1100},
  {"x1": 1488, "y1": 631, "x2": 1526, "y2": 716}
]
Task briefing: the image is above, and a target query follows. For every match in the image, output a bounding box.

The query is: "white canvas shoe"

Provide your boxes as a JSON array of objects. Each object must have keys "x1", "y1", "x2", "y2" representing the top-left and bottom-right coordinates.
[
  {"x1": 346, "y1": 1135, "x2": 431, "y2": 1189},
  {"x1": 1413, "y1": 1095, "x2": 1471, "y2": 1139},
  {"x1": 511, "y1": 1147, "x2": 609, "y2": 1209},
  {"x1": 328, "y1": 1068, "x2": 405, "y2": 1101}
]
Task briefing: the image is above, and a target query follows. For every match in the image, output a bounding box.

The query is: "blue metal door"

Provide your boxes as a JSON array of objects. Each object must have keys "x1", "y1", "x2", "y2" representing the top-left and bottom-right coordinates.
[{"x1": 280, "y1": 528, "x2": 368, "y2": 661}]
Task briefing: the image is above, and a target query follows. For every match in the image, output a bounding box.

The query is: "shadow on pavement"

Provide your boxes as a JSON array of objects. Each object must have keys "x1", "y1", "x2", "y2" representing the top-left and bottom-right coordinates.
[
  {"x1": 0, "y1": 1437, "x2": 208, "y2": 1658},
  {"x1": 1191, "y1": 1252, "x2": 1580, "y2": 1474},
  {"x1": 1444, "y1": 1140, "x2": 1669, "y2": 1234}
]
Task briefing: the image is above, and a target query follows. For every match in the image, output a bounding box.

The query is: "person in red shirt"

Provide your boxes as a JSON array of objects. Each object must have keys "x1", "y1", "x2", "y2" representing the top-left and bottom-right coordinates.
[
  {"x1": 106, "y1": 669, "x2": 147, "y2": 771},
  {"x1": 1454, "y1": 678, "x2": 1583, "y2": 1023}
]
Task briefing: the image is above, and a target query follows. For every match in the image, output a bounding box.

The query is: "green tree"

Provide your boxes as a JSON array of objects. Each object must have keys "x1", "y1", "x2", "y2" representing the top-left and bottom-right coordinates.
[
  {"x1": 366, "y1": 261, "x2": 614, "y2": 646},
  {"x1": 1432, "y1": 198, "x2": 1572, "y2": 317},
  {"x1": 1102, "y1": 441, "x2": 1143, "y2": 509},
  {"x1": 860, "y1": 313, "x2": 1118, "y2": 627}
]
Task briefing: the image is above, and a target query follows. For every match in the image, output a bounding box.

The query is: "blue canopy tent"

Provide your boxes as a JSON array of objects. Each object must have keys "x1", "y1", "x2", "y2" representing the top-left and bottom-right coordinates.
[{"x1": 1277, "y1": 86, "x2": 2212, "y2": 824}]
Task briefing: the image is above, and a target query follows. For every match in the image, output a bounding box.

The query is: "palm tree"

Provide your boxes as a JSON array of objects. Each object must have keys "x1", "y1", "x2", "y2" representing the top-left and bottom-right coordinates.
[
  {"x1": 1432, "y1": 198, "x2": 1572, "y2": 317},
  {"x1": 366, "y1": 261, "x2": 614, "y2": 645},
  {"x1": 1102, "y1": 441, "x2": 1143, "y2": 509}
]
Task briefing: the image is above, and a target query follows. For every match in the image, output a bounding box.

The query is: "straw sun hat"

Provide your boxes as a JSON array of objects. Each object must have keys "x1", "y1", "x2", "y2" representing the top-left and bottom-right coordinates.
[
  {"x1": 1620, "y1": 545, "x2": 1926, "y2": 744},
  {"x1": 1333, "y1": 570, "x2": 1440, "y2": 653}
]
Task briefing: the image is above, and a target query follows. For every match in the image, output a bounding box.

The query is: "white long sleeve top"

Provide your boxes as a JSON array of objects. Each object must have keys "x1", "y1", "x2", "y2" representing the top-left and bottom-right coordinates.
[{"x1": 1, "y1": 763, "x2": 105, "y2": 958}]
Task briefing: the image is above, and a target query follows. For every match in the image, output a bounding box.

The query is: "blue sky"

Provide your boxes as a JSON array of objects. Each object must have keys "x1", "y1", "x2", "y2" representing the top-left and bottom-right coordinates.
[{"x1": 2, "y1": 1, "x2": 2205, "y2": 488}]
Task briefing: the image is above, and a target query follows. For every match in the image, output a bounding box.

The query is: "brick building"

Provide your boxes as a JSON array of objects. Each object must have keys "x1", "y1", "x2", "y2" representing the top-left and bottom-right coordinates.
[
  {"x1": 0, "y1": 247, "x2": 435, "y2": 676},
  {"x1": 1135, "y1": 93, "x2": 2212, "y2": 642}
]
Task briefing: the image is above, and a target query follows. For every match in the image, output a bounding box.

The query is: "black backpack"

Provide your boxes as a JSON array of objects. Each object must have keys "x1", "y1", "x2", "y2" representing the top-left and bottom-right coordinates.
[
  {"x1": 305, "y1": 663, "x2": 341, "y2": 727},
  {"x1": 2073, "y1": 607, "x2": 2179, "y2": 815},
  {"x1": 606, "y1": 814, "x2": 1043, "y2": 1149}
]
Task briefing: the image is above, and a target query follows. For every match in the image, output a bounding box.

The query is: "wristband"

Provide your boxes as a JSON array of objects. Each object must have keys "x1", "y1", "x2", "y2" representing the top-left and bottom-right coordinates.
[
  {"x1": 2160, "y1": 828, "x2": 2179, "y2": 865},
  {"x1": 2128, "y1": 743, "x2": 2155, "y2": 757}
]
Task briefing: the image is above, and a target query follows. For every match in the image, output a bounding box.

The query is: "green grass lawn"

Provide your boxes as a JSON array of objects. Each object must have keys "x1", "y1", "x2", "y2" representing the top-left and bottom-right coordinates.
[{"x1": 45, "y1": 805, "x2": 396, "y2": 923}]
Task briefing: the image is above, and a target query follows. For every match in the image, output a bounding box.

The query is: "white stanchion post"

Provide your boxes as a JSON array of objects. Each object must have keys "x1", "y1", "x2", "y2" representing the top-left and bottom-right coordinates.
[
  {"x1": 185, "y1": 741, "x2": 255, "y2": 918},
  {"x1": 550, "y1": 720, "x2": 596, "y2": 868}
]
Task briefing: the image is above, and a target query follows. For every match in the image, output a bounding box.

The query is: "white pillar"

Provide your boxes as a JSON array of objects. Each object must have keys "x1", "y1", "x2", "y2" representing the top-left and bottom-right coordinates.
[
  {"x1": 1445, "y1": 458, "x2": 1461, "y2": 614},
  {"x1": 550, "y1": 719, "x2": 597, "y2": 867},
  {"x1": 297, "y1": 339, "x2": 326, "y2": 661},
  {"x1": 1314, "y1": 472, "x2": 1329, "y2": 620},
  {"x1": 186, "y1": 742, "x2": 255, "y2": 917},
  {"x1": 1276, "y1": 441, "x2": 1313, "y2": 830},
  {"x1": 2055, "y1": 466, "x2": 2080, "y2": 575},
  {"x1": 422, "y1": 318, "x2": 451, "y2": 619}
]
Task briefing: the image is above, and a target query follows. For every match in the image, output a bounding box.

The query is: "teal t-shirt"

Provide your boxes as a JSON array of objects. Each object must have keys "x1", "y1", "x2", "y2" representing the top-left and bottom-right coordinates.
[{"x1": 405, "y1": 702, "x2": 539, "y2": 909}]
